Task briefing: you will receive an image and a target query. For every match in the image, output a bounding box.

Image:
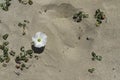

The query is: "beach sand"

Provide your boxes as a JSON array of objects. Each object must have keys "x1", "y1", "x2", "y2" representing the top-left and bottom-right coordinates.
[{"x1": 0, "y1": 0, "x2": 120, "y2": 80}]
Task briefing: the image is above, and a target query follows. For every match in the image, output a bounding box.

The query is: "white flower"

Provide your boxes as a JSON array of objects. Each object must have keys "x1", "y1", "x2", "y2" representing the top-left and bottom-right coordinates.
[{"x1": 32, "y1": 32, "x2": 47, "y2": 48}]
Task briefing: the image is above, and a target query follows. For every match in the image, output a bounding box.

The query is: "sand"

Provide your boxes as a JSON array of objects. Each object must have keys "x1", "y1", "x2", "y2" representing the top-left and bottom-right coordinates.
[{"x1": 0, "y1": 0, "x2": 120, "y2": 80}]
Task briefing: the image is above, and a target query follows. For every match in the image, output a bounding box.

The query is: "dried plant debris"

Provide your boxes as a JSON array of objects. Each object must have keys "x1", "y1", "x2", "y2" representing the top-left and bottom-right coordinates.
[
  {"x1": 94, "y1": 9, "x2": 106, "y2": 26},
  {"x1": 91, "y1": 52, "x2": 102, "y2": 61},
  {"x1": 0, "y1": 0, "x2": 12, "y2": 11},
  {"x1": 73, "y1": 11, "x2": 88, "y2": 22},
  {"x1": 18, "y1": 0, "x2": 33, "y2": 5},
  {"x1": 88, "y1": 68, "x2": 95, "y2": 73},
  {"x1": 18, "y1": 20, "x2": 30, "y2": 35}
]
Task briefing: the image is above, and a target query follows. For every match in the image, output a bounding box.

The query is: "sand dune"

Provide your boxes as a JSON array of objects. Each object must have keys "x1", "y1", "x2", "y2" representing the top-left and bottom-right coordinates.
[{"x1": 0, "y1": 0, "x2": 120, "y2": 80}]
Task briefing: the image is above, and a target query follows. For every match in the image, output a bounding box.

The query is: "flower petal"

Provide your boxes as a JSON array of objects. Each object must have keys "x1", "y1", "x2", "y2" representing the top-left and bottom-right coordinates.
[{"x1": 32, "y1": 32, "x2": 47, "y2": 48}]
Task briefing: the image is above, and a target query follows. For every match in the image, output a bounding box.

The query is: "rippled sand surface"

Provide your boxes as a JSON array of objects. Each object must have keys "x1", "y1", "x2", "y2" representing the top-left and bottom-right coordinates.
[{"x1": 0, "y1": 0, "x2": 120, "y2": 80}]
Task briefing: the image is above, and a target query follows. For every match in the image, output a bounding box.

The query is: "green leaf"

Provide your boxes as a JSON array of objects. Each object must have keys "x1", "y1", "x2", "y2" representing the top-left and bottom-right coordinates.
[
  {"x1": 5, "y1": 56, "x2": 10, "y2": 63},
  {"x1": 96, "y1": 56, "x2": 102, "y2": 61},
  {"x1": 0, "y1": 45, "x2": 4, "y2": 50},
  {"x1": 0, "y1": 56, "x2": 4, "y2": 63},
  {"x1": 20, "y1": 46, "x2": 25, "y2": 52},
  {"x1": 91, "y1": 52, "x2": 96, "y2": 57},
  {"x1": 26, "y1": 50, "x2": 33, "y2": 55},
  {"x1": 3, "y1": 41, "x2": 9, "y2": 46},
  {"x1": 2, "y1": 34, "x2": 9, "y2": 40},
  {"x1": 21, "y1": 63, "x2": 26, "y2": 68},
  {"x1": 88, "y1": 68, "x2": 95, "y2": 73},
  {"x1": 28, "y1": 0, "x2": 33, "y2": 5},
  {"x1": 15, "y1": 56, "x2": 21, "y2": 64},
  {"x1": 3, "y1": 47, "x2": 9, "y2": 57},
  {"x1": 18, "y1": 23, "x2": 23, "y2": 27},
  {"x1": 9, "y1": 50, "x2": 16, "y2": 56}
]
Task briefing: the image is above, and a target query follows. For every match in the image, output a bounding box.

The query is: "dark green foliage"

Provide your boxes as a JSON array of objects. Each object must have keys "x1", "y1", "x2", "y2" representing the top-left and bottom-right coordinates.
[
  {"x1": 15, "y1": 55, "x2": 28, "y2": 63},
  {"x1": 14, "y1": 46, "x2": 35, "y2": 70},
  {"x1": 28, "y1": 0, "x2": 33, "y2": 5},
  {"x1": 20, "y1": 55, "x2": 28, "y2": 62},
  {"x1": 96, "y1": 56, "x2": 102, "y2": 61},
  {"x1": 18, "y1": 23, "x2": 23, "y2": 27},
  {"x1": 34, "y1": 55, "x2": 39, "y2": 60},
  {"x1": 3, "y1": 47, "x2": 9, "y2": 57},
  {"x1": 22, "y1": 32, "x2": 26, "y2": 35},
  {"x1": 21, "y1": 63, "x2": 26, "y2": 67},
  {"x1": 18, "y1": 23, "x2": 26, "y2": 28},
  {"x1": 0, "y1": 34, "x2": 14, "y2": 64},
  {"x1": 9, "y1": 50, "x2": 16, "y2": 56},
  {"x1": 91, "y1": 52, "x2": 96, "y2": 57},
  {"x1": 3, "y1": 41, "x2": 9, "y2": 46},
  {"x1": 94, "y1": 9, "x2": 106, "y2": 26},
  {"x1": 91, "y1": 51, "x2": 102, "y2": 61},
  {"x1": 20, "y1": 46, "x2": 25, "y2": 52},
  {"x1": 0, "y1": 46, "x2": 11, "y2": 63},
  {"x1": 15, "y1": 47, "x2": 33, "y2": 65},
  {"x1": 0, "y1": 0, "x2": 12, "y2": 11},
  {"x1": 26, "y1": 50, "x2": 33, "y2": 59},
  {"x1": 15, "y1": 56, "x2": 21, "y2": 64},
  {"x1": 24, "y1": 20, "x2": 30, "y2": 23},
  {"x1": 88, "y1": 68, "x2": 95, "y2": 73},
  {"x1": 18, "y1": 20, "x2": 30, "y2": 35},
  {"x1": 73, "y1": 11, "x2": 88, "y2": 22},
  {"x1": 18, "y1": 0, "x2": 27, "y2": 5},
  {"x1": 4, "y1": 56, "x2": 10, "y2": 63},
  {"x1": 2, "y1": 34, "x2": 9, "y2": 40},
  {"x1": 18, "y1": 0, "x2": 33, "y2": 5},
  {"x1": 0, "y1": 56, "x2": 4, "y2": 63},
  {"x1": 22, "y1": 23, "x2": 26, "y2": 28},
  {"x1": 0, "y1": 45, "x2": 4, "y2": 50},
  {"x1": 26, "y1": 50, "x2": 33, "y2": 55}
]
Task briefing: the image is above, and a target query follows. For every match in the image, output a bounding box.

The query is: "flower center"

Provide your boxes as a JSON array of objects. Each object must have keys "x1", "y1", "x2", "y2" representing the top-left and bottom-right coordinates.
[{"x1": 37, "y1": 38, "x2": 41, "y2": 42}]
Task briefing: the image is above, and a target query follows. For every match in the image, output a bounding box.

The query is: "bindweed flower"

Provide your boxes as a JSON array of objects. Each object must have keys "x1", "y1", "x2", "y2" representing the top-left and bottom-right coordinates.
[{"x1": 32, "y1": 32, "x2": 47, "y2": 48}]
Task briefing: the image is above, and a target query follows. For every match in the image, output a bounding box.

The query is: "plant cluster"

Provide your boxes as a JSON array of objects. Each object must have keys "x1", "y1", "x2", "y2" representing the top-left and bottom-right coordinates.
[
  {"x1": 0, "y1": 33, "x2": 39, "y2": 71},
  {"x1": 0, "y1": 34, "x2": 15, "y2": 67},
  {"x1": 18, "y1": 20, "x2": 30, "y2": 35},
  {"x1": 18, "y1": 0, "x2": 33, "y2": 5},
  {"x1": 15, "y1": 46, "x2": 39, "y2": 71},
  {"x1": 91, "y1": 51, "x2": 102, "y2": 61},
  {"x1": 88, "y1": 51, "x2": 102, "y2": 74},
  {"x1": 15, "y1": 46, "x2": 33, "y2": 70},
  {"x1": 0, "y1": 0, "x2": 12, "y2": 11},
  {"x1": 73, "y1": 9, "x2": 106, "y2": 27},
  {"x1": 94, "y1": 9, "x2": 106, "y2": 26},
  {"x1": 73, "y1": 11, "x2": 88, "y2": 22}
]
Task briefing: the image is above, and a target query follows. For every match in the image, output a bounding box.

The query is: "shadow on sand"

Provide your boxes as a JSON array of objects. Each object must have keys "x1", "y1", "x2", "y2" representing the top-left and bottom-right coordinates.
[{"x1": 31, "y1": 45, "x2": 45, "y2": 54}]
